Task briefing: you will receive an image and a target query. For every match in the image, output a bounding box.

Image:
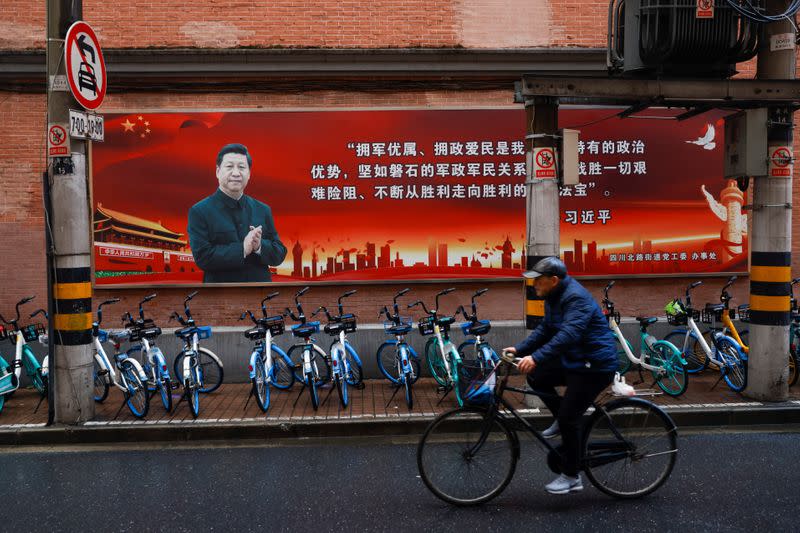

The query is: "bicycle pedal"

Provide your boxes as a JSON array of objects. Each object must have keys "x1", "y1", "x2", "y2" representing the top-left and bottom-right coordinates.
[
  {"x1": 436, "y1": 386, "x2": 448, "y2": 393},
  {"x1": 170, "y1": 381, "x2": 181, "y2": 390}
]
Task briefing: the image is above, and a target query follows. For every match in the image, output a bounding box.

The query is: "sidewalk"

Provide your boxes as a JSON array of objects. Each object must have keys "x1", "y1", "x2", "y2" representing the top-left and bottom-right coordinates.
[{"x1": 1, "y1": 372, "x2": 799, "y2": 445}]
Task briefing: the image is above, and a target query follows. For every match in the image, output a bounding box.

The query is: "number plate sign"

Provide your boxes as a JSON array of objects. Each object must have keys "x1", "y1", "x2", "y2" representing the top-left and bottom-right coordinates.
[{"x1": 69, "y1": 109, "x2": 104, "y2": 141}]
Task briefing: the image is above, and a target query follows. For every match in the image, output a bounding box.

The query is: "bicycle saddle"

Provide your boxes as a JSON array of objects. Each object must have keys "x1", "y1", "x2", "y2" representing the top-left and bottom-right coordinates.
[{"x1": 635, "y1": 316, "x2": 658, "y2": 325}]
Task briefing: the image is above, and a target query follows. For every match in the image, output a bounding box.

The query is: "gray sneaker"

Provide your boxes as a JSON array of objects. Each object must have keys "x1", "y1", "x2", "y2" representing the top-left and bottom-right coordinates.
[
  {"x1": 545, "y1": 474, "x2": 583, "y2": 495},
  {"x1": 542, "y1": 420, "x2": 560, "y2": 439}
]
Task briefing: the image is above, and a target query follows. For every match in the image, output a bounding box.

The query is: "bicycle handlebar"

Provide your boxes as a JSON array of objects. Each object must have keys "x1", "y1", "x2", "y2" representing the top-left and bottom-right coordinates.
[
  {"x1": 337, "y1": 289, "x2": 357, "y2": 315},
  {"x1": 30, "y1": 309, "x2": 48, "y2": 319},
  {"x1": 138, "y1": 293, "x2": 157, "y2": 319},
  {"x1": 95, "y1": 298, "x2": 120, "y2": 326},
  {"x1": 435, "y1": 288, "x2": 456, "y2": 314},
  {"x1": 261, "y1": 291, "x2": 280, "y2": 317}
]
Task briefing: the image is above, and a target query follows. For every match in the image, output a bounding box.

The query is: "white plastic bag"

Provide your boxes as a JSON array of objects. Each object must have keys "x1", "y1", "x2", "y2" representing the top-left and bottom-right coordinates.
[{"x1": 612, "y1": 372, "x2": 636, "y2": 396}]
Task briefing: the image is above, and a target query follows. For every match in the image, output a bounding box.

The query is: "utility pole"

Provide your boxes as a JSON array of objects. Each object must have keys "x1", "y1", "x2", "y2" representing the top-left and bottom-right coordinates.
[
  {"x1": 46, "y1": 0, "x2": 95, "y2": 422},
  {"x1": 746, "y1": 1, "x2": 796, "y2": 401},
  {"x1": 523, "y1": 97, "x2": 559, "y2": 329}
]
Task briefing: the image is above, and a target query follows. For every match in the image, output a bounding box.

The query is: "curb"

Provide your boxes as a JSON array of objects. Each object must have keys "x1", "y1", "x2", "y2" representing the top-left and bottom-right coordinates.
[{"x1": 2, "y1": 400, "x2": 800, "y2": 446}]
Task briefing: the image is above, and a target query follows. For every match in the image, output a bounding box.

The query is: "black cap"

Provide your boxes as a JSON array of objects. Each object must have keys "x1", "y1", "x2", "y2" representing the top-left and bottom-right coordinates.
[{"x1": 523, "y1": 257, "x2": 567, "y2": 279}]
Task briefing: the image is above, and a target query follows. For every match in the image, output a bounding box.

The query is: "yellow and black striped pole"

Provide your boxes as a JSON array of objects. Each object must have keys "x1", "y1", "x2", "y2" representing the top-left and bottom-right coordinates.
[
  {"x1": 525, "y1": 255, "x2": 547, "y2": 329},
  {"x1": 749, "y1": 252, "x2": 791, "y2": 327},
  {"x1": 53, "y1": 267, "x2": 93, "y2": 345}
]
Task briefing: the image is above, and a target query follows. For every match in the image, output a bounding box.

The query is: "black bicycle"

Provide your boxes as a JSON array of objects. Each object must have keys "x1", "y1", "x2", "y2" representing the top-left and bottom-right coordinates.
[{"x1": 417, "y1": 352, "x2": 678, "y2": 506}]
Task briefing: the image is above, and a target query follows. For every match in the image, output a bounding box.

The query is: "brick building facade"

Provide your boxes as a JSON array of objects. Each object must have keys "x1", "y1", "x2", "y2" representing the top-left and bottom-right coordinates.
[{"x1": 1, "y1": 0, "x2": 795, "y2": 325}]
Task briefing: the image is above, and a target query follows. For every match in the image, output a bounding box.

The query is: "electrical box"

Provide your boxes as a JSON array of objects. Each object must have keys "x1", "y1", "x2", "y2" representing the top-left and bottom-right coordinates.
[
  {"x1": 559, "y1": 129, "x2": 580, "y2": 186},
  {"x1": 724, "y1": 109, "x2": 768, "y2": 178}
]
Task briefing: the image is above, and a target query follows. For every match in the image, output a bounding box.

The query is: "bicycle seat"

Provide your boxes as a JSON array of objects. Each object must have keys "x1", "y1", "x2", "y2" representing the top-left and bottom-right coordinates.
[
  {"x1": 461, "y1": 320, "x2": 491, "y2": 337},
  {"x1": 291, "y1": 321, "x2": 320, "y2": 338},
  {"x1": 635, "y1": 316, "x2": 658, "y2": 326},
  {"x1": 705, "y1": 303, "x2": 725, "y2": 312},
  {"x1": 174, "y1": 326, "x2": 197, "y2": 339}
]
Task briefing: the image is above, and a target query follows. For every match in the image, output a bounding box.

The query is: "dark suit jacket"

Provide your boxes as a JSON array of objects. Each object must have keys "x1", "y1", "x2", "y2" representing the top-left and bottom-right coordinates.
[{"x1": 188, "y1": 189, "x2": 287, "y2": 283}]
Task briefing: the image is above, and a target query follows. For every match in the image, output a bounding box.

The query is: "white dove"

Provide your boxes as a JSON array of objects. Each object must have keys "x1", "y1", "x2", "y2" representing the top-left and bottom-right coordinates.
[{"x1": 686, "y1": 124, "x2": 716, "y2": 150}]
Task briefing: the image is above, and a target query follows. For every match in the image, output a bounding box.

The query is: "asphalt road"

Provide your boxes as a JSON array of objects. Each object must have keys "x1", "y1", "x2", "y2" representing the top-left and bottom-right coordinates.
[{"x1": 0, "y1": 428, "x2": 798, "y2": 532}]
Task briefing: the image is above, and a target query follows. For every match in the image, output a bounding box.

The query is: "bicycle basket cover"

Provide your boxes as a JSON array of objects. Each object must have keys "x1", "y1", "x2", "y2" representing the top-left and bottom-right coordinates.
[
  {"x1": 459, "y1": 365, "x2": 496, "y2": 405},
  {"x1": 664, "y1": 299, "x2": 685, "y2": 316}
]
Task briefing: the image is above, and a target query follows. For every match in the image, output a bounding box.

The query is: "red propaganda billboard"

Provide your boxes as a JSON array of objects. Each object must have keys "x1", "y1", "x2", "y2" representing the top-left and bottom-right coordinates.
[{"x1": 90, "y1": 108, "x2": 746, "y2": 286}]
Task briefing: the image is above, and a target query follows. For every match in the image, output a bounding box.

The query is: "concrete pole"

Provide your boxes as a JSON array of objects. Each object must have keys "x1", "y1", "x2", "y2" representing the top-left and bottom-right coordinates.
[
  {"x1": 46, "y1": 0, "x2": 95, "y2": 422},
  {"x1": 523, "y1": 96, "x2": 560, "y2": 329},
  {"x1": 745, "y1": 4, "x2": 795, "y2": 401}
]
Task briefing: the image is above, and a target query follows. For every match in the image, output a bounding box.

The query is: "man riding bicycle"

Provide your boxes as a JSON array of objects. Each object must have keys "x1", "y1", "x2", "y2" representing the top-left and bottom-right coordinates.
[{"x1": 504, "y1": 257, "x2": 617, "y2": 495}]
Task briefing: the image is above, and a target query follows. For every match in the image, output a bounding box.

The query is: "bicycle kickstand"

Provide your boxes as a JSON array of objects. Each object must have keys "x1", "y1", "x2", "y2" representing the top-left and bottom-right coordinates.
[
  {"x1": 291, "y1": 380, "x2": 306, "y2": 408},
  {"x1": 113, "y1": 397, "x2": 128, "y2": 420},
  {"x1": 435, "y1": 384, "x2": 454, "y2": 406},
  {"x1": 384, "y1": 382, "x2": 403, "y2": 408},
  {"x1": 320, "y1": 381, "x2": 335, "y2": 408},
  {"x1": 243, "y1": 387, "x2": 254, "y2": 412},
  {"x1": 33, "y1": 393, "x2": 47, "y2": 414},
  {"x1": 709, "y1": 371, "x2": 726, "y2": 391}
]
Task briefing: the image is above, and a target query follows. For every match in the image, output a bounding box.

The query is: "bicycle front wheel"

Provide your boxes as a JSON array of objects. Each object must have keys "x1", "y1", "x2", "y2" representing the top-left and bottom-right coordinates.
[
  {"x1": 649, "y1": 341, "x2": 688, "y2": 397},
  {"x1": 789, "y1": 345, "x2": 799, "y2": 387},
  {"x1": 404, "y1": 371, "x2": 413, "y2": 409},
  {"x1": 253, "y1": 354, "x2": 269, "y2": 413},
  {"x1": 715, "y1": 337, "x2": 747, "y2": 392},
  {"x1": 583, "y1": 398, "x2": 677, "y2": 499},
  {"x1": 425, "y1": 338, "x2": 449, "y2": 387},
  {"x1": 120, "y1": 360, "x2": 149, "y2": 419},
  {"x1": 417, "y1": 407, "x2": 518, "y2": 506}
]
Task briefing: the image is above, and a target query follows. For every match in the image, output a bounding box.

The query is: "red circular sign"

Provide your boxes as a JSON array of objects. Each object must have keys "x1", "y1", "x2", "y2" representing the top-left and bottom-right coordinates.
[
  {"x1": 64, "y1": 21, "x2": 106, "y2": 110},
  {"x1": 771, "y1": 147, "x2": 791, "y2": 167},
  {"x1": 536, "y1": 148, "x2": 555, "y2": 168},
  {"x1": 49, "y1": 125, "x2": 66, "y2": 146}
]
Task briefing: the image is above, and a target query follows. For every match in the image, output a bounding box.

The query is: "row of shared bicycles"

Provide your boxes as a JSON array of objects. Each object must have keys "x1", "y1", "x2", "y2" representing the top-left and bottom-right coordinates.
[{"x1": 605, "y1": 275, "x2": 800, "y2": 398}]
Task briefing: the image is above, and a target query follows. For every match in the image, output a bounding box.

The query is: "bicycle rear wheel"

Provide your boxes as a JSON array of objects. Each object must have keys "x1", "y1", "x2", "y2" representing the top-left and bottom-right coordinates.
[
  {"x1": 417, "y1": 407, "x2": 518, "y2": 506},
  {"x1": 649, "y1": 342, "x2": 688, "y2": 397},
  {"x1": 664, "y1": 330, "x2": 706, "y2": 374},
  {"x1": 583, "y1": 398, "x2": 678, "y2": 499},
  {"x1": 306, "y1": 372, "x2": 319, "y2": 410},
  {"x1": 377, "y1": 343, "x2": 421, "y2": 384},
  {"x1": 187, "y1": 365, "x2": 200, "y2": 418},
  {"x1": 93, "y1": 356, "x2": 109, "y2": 403},
  {"x1": 789, "y1": 345, "x2": 799, "y2": 387},
  {"x1": 174, "y1": 348, "x2": 224, "y2": 393},
  {"x1": 404, "y1": 371, "x2": 414, "y2": 409}
]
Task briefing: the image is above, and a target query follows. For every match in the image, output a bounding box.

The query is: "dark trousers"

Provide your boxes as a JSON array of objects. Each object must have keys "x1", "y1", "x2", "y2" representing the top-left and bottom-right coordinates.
[{"x1": 527, "y1": 361, "x2": 614, "y2": 477}]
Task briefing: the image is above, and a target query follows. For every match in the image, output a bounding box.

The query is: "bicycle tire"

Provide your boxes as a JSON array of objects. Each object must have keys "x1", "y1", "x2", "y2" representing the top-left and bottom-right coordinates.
[
  {"x1": 288, "y1": 344, "x2": 330, "y2": 385},
  {"x1": 425, "y1": 338, "x2": 449, "y2": 387},
  {"x1": 270, "y1": 348, "x2": 295, "y2": 390},
  {"x1": 335, "y1": 375, "x2": 348, "y2": 407},
  {"x1": 404, "y1": 370, "x2": 413, "y2": 409},
  {"x1": 253, "y1": 353, "x2": 269, "y2": 413},
  {"x1": 93, "y1": 356, "x2": 110, "y2": 403},
  {"x1": 0, "y1": 393, "x2": 4, "y2": 413},
  {"x1": 121, "y1": 359, "x2": 149, "y2": 419},
  {"x1": 187, "y1": 364, "x2": 200, "y2": 418},
  {"x1": 715, "y1": 336, "x2": 747, "y2": 392},
  {"x1": 614, "y1": 337, "x2": 633, "y2": 376},
  {"x1": 583, "y1": 397, "x2": 678, "y2": 499},
  {"x1": 649, "y1": 341, "x2": 688, "y2": 397},
  {"x1": 376, "y1": 342, "x2": 421, "y2": 384},
  {"x1": 664, "y1": 329, "x2": 706, "y2": 374},
  {"x1": 158, "y1": 376, "x2": 173, "y2": 413},
  {"x1": 173, "y1": 347, "x2": 224, "y2": 393},
  {"x1": 451, "y1": 347, "x2": 464, "y2": 408},
  {"x1": 307, "y1": 371, "x2": 319, "y2": 410},
  {"x1": 417, "y1": 407, "x2": 518, "y2": 506}
]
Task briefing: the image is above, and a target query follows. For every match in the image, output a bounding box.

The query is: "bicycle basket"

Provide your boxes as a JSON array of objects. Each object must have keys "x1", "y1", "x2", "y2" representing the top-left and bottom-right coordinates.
[
  {"x1": 418, "y1": 316, "x2": 435, "y2": 336},
  {"x1": 666, "y1": 313, "x2": 688, "y2": 326},
  {"x1": 196, "y1": 325, "x2": 213, "y2": 340},
  {"x1": 737, "y1": 304, "x2": 750, "y2": 323},
  {"x1": 98, "y1": 329, "x2": 109, "y2": 343},
  {"x1": 457, "y1": 362, "x2": 497, "y2": 405},
  {"x1": 605, "y1": 310, "x2": 621, "y2": 324},
  {"x1": 383, "y1": 317, "x2": 412, "y2": 335},
  {"x1": 340, "y1": 313, "x2": 357, "y2": 333},
  {"x1": 264, "y1": 315, "x2": 285, "y2": 336},
  {"x1": 21, "y1": 323, "x2": 45, "y2": 343},
  {"x1": 244, "y1": 326, "x2": 266, "y2": 341}
]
